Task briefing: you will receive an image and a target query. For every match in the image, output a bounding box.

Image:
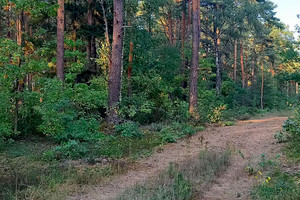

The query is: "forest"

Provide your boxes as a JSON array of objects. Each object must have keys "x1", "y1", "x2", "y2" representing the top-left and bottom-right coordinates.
[{"x1": 0, "y1": 0, "x2": 300, "y2": 199}]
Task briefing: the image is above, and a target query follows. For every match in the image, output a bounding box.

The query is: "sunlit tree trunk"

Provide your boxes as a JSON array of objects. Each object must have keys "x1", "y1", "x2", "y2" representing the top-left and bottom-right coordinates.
[
  {"x1": 57, "y1": 0, "x2": 65, "y2": 81},
  {"x1": 107, "y1": 0, "x2": 124, "y2": 124},
  {"x1": 189, "y1": 0, "x2": 200, "y2": 118}
]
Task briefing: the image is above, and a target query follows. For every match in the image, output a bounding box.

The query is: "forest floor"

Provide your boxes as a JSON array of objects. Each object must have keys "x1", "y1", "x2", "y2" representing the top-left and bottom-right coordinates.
[{"x1": 69, "y1": 112, "x2": 289, "y2": 200}]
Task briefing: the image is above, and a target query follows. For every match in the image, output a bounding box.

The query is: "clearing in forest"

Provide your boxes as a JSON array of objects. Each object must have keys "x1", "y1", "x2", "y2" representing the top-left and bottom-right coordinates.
[{"x1": 69, "y1": 115, "x2": 287, "y2": 200}]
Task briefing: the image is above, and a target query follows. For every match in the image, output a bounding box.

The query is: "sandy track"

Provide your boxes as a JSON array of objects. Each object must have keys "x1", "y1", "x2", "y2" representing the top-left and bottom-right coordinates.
[{"x1": 68, "y1": 116, "x2": 287, "y2": 200}]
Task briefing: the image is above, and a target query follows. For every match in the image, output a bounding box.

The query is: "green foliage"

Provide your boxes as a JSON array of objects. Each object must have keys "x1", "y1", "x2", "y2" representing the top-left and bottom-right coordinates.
[
  {"x1": 116, "y1": 121, "x2": 143, "y2": 138},
  {"x1": 252, "y1": 171, "x2": 300, "y2": 200},
  {"x1": 36, "y1": 79, "x2": 105, "y2": 142},
  {"x1": 44, "y1": 140, "x2": 88, "y2": 160}
]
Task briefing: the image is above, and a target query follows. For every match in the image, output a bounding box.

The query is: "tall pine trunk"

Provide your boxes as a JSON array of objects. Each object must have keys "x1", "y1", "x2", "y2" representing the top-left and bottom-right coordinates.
[
  {"x1": 107, "y1": 0, "x2": 124, "y2": 124},
  {"x1": 87, "y1": 0, "x2": 96, "y2": 72},
  {"x1": 215, "y1": 28, "x2": 222, "y2": 94},
  {"x1": 57, "y1": 0, "x2": 65, "y2": 81},
  {"x1": 14, "y1": 12, "x2": 23, "y2": 135},
  {"x1": 234, "y1": 40, "x2": 237, "y2": 81},
  {"x1": 127, "y1": 41, "x2": 133, "y2": 97},
  {"x1": 189, "y1": 0, "x2": 200, "y2": 118},
  {"x1": 240, "y1": 41, "x2": 245, "y2": 89},
  {"x1": 181, "y1": 1, "x2": 186, "y2": 88},
  {"x1": 261, "y1": 62, "x2": 264, "y2": 110}
]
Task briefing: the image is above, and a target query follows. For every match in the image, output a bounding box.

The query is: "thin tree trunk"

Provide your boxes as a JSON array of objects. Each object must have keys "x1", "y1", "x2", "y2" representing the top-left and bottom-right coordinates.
[
  {"x1": 100, "y1": 0, "x2": 112, "y2": 70},
  {"x1": 14, "y1": 12, "x2": 23, "y2": 135},
  {"x1": 57, "y1": 0, "x2": 65, "y2": 81},
  {"x1": 87, "y1": 0, "x2": 96, "y2": 71},
  {"x1": 251, "y1": 47, "x2": 256, "y2": 89},
  {"x1": 261, "y1": 62, "x2": 264, "y2": 110},
  {"x1": 296, "y1": 82, "x2": 299, "y2": 95},
  {"x1": 181, "y1": 1, "x2": 186, "y2": 88},
  {"x1": 107, "y1": 0, "x2": 124, "y2": 124},
  {"x1": 234, "y1": 40, "x2": 237, "y2": 81},
  {"x1": 189, "y1": 0, "x2": 200, "y2": 118},
  {"x1": 215, "y1": 28, "x2": 222, "y2": 94},
  {"x1": 188, "y1": 0, "x2": 192, "y2": 25},
  {"x1": 6, "y1": 4, "x2": 11, "y2": 39},
  {"x1": 240, "y1": 41, "x2": 245, "y2": 89},
  {"x1": 167, "y1": 11, "x2": 173, "y2": 45},
  {"x1": 127, "y1": 41, "x2": 133, "y2": 97}
]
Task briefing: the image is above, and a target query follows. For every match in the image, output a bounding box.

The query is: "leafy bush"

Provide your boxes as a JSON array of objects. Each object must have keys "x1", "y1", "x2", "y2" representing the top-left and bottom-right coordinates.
[
  {"x1": 44, "y1": 140, "x2": 88, "y2": 160},
  {"x1": 36, "y1": 79, "x2": 105, "y2": 143},
  {"x1": 116, "y1": 121, "x2": 143, "y2": 138}
]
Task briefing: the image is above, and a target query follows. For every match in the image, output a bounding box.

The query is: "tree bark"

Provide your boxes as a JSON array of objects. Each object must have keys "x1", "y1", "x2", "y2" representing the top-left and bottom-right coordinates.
[
  {"x1": 189, "y1": 0, "x2": 200, "y2": 118},
  {"x1": 251, "y1": 47, "x2": 256, "y2": 89},
  {"x1": 261, "y1": 62, "x2": 264, "y2": 110},
  {"x1": 188, "y1": 0, "x2": 192, "y2": 25},
  {"x1": 234, "y1": 40, "x2": 237, "y2": 81},
  {"x1": 215, "y1": 28, "x2": 222, "y2": 94},
  {"x1": 57, "y1": 0, "x2": 65, "y2": 81},
  {"x1": 181, "y1": 1, "x2": 186, "y2": 88},
  {"x1": 107, "y1": 0, "x2": 124, "y2": 124},
  {"x1": 167, "y1": 11, "x2": 173, "y2": 45},
  {"x1": 127, "y1": 41, "x2": 133, "y2": 97},
  {"x1": 87, "y1": 0, "x2": 97, "y2": 72},
  {"x1": 14, "y1": 12, "x2": 23, "y2": 135},
  {"x1": 6, "y1": 4, "x2": 11, "y2": 39},
  {"x1": 240, "y1": 41, "x2": 245, "y2": 89},
  {"x1": 101, "y1": 0, "x2": 112, "y2": 70}
]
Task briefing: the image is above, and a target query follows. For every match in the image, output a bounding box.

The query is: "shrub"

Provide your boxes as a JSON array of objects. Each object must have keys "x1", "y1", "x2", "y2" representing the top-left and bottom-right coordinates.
[
  {"x1": 116, "y1": 121, "x2": 143, "y2": 138},
  {"x1": 36, "y1": 78, "x2": 105, "y2": 143}
]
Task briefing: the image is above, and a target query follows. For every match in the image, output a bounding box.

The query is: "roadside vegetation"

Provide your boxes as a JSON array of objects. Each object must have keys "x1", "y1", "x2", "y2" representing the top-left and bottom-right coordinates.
[{"x1": 250, "y1": 107, "x2": 300, "y2": 199}]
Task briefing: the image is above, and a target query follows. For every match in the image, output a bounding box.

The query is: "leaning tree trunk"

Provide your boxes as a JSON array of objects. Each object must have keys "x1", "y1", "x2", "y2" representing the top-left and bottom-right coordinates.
[
  {"x1": 107, "y1": 0, "x2": 124, "y2": 124},
  {"x1": 57, "y1": 0, "x2": 65, "y2": 81},
  {"x1": 189, "y1": 0, "x2": 200, "y2": 118}
]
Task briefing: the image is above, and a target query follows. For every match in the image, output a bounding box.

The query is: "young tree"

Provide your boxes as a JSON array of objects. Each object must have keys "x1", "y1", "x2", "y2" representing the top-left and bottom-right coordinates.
[
  {"x1": 189, "y1": 0, "x2": 200, "y2": 118},
  {"x1": 107, "y1": 0, "x2": 124, "y2": 124},
  {"x1": 57, "y1": 0, "x2": 65, "y2": 81}
]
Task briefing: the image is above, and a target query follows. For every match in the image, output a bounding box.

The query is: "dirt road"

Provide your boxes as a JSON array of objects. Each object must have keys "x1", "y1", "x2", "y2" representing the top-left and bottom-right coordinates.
[{"x1": 69, "y1": 115, "x2": 287, "y2": 200}]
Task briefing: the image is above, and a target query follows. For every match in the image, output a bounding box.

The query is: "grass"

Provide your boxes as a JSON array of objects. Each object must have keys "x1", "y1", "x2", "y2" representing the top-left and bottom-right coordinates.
[
  {"x1": 252, "y1": 170, "x2": 300, "y2": 200},
  {"x1": 116, "y1": 149, "x2": 231, "y2": 200},
  {"x1": 0, "y1": 137, "x2": 125, "y2": 200},
  {"x1": 0, "y1": 122, "x2": 205, "y2": 200}
]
